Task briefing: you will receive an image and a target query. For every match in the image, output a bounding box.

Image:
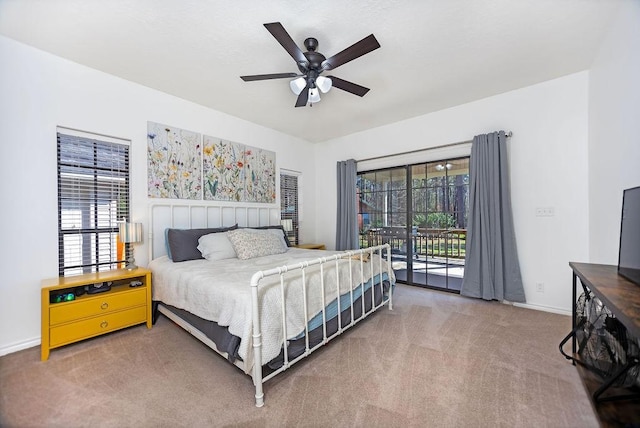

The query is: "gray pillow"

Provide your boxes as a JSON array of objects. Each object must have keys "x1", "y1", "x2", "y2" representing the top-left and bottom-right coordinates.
[{"x1": 166, "y1": 224, "x2": 238, "y2": 262}]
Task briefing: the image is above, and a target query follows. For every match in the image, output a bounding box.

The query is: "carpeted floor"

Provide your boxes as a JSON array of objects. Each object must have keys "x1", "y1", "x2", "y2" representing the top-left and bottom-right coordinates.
[{"x1": 0, "y1": 285, "x2": 598, "y2": 427}]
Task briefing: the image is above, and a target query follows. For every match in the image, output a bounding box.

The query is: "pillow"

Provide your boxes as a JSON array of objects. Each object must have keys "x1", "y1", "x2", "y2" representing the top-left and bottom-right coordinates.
[
  {"x1": 166, "y1": 224, "x2": 238, "y2": 262},
  {"x1": 266, "y1": 228, "x2": 289, "y2": 249},
  {"x1": 197, "y1": 232, "x2": 237, "y2": 261},
  {"x1": 244, "y1": 225, "x2": 291, "y2": 247},
  {"x1": 227, "y1": 229, "x2": 288, "y2": 260}
]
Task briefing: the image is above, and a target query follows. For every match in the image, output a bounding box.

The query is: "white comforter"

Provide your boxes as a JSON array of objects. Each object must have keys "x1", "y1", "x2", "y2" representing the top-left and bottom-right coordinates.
[{"x1": 149, "y1": 248, "x2": 394, "y2": 372}]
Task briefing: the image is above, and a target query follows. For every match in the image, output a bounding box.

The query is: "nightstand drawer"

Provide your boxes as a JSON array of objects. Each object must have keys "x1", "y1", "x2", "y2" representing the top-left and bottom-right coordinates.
[
  {"x1": 50, "y1": 305, "x2": 147, "y2": 347},
  {"x1": 50, "y1": 288, "x2": 147, "y2": 325}
]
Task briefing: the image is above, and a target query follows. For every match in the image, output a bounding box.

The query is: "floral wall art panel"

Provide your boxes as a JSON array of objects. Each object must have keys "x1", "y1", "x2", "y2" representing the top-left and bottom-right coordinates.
[
  {"x1": 147, "y1": 122, "x2": 202, "y2": 200},
  {"x1": 202, "y1": 135, "x2": 245, "y2": 201},
  {"x1": 244, "y1": 146, "x2": 276, "y2": 203}
]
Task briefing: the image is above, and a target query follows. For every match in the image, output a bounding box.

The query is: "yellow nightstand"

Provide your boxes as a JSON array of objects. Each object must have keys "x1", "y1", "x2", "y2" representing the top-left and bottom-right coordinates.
[
  {"x1": 41, "y1": 268, "x2": 152, "y2": 361},
  {"x1": 294, "y1": 243, "x2": 326, "y2": 250}
]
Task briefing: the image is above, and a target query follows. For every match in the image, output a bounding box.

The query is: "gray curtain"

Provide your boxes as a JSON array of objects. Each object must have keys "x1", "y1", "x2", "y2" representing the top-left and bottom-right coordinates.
[
  {"x1": 336, "y1": 159, "x2": 359, "y2": 250},
  {"x1": 460, "y1": 131, "x2": 525, "y2": 302}
]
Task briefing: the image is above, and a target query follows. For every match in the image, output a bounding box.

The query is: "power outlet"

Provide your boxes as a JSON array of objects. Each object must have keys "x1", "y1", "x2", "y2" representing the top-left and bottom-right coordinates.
[
  {"x1": 535, "y1": 207, "x2": 555, "y2": 217},
  {"x1": 535, "y1": 282, "x2": 544, "y2": 293}
]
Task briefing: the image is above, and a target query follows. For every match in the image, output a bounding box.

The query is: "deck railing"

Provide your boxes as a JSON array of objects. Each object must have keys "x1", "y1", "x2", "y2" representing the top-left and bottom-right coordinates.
[{"x1": 361, "y1": 227, "x2": 467, "y2": 259}]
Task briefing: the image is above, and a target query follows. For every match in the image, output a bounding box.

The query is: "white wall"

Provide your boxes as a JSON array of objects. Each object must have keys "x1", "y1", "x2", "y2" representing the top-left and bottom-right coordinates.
[
  {"x1": 314, "y1": 72, "x2": 591, "y2": 313},
  {"x1": 3, "y1": 1, "x2": 638, "y2": 354},
  {"x1": 588, "y1": 1, "x2": 640, "y2": 264},
  {"x1": 0, "y1": 35, "x2": 316, "y2": 355}
]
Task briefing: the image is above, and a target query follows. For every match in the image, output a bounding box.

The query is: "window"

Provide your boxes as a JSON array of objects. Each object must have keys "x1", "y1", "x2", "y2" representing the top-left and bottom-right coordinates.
[
  {"x1": 280, "y1": 171, "x2": 299, "y2": 245},
  {"x1": 57, "y1": 130, "x2": 130, "y2": 276}
]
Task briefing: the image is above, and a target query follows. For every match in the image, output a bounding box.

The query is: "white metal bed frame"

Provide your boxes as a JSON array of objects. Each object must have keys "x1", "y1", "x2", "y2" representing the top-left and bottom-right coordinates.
[{"x1": 148, "y1": 202, "x2": 393, "y2": 407}]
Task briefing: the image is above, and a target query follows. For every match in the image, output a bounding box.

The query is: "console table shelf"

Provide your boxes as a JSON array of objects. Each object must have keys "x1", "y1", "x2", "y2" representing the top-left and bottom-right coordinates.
[{"x1": 565, "y1": 262, "x2": 640, "y2": 427}]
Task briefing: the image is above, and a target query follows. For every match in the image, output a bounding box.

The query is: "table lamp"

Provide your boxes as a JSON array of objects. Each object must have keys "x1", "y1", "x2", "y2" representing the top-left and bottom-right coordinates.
[{"x1": 119, "y1": 222, "x2": 143, "y2": 270}]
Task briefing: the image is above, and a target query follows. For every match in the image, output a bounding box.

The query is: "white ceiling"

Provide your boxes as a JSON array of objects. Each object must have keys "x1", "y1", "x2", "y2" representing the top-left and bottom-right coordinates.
[{"x1": 0, "y1": 0, "x2": 623, "y2": 143}]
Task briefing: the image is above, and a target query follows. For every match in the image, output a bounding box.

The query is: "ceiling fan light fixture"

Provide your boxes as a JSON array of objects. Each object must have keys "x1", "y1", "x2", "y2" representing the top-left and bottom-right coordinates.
[
  {"x1": 241, "y1": 22, "x2": 380, "y2": 108},
  {"x1": 308, "y1": 87, "x2": 321, "y2": 103},
  {"x1": 316, "y1": 75, "x2": 332, "y2": 93},
  {"x1": 289, "y1": 77, "x2": 306, "y2": 95}
]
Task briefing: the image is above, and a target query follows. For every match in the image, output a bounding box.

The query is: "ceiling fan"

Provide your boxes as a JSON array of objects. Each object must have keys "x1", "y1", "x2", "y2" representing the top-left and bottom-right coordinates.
[{"x1": 240, "y1": 22, "x2": 380, "y2": 107}]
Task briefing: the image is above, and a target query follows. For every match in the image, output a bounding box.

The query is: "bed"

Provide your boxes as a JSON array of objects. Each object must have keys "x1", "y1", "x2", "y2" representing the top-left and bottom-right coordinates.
[{"x1": 147, "y1": 203, "x2": 395, "y2": 407}]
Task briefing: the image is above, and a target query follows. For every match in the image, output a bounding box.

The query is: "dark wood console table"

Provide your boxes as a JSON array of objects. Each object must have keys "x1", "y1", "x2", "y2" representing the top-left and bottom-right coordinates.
[{"x1": 566, "y1": 262, "x2": 640, "y2": 427}]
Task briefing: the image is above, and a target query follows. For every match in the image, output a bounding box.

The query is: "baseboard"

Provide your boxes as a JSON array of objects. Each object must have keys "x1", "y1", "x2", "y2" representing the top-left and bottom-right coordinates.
[
  {"x1": 0, "y1": 337, "x2": 40, "y2": 357},
  {"x1": 510, "y1": 301, "x2": 571, "y2": 316},
  {"x1": 0, "y1": 302, "x2": 570, "y2": 357}
]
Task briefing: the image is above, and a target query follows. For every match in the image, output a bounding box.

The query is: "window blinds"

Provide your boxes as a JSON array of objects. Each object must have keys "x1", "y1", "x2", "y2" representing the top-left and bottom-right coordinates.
[
  {"x1": 57, "y1": 131, "x2": 130, "y2": 276},
  {"x1": 280, "y1": 172, "x2": 299, "y2": 245}
]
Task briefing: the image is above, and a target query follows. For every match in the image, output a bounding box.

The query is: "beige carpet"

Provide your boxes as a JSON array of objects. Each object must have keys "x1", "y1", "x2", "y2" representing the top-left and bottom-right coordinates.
[{"x1": 0, "y1": 285, "x2": 598, "y2": 427}]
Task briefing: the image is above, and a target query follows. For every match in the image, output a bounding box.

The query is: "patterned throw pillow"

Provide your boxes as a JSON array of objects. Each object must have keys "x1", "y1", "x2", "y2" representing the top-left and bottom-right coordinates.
[
  {"x1": 227, "y1": 229, "x2": 288, "y2": 260},
  {"x1": 246, "y1": 225, "x2": 291, "y2": 247}
]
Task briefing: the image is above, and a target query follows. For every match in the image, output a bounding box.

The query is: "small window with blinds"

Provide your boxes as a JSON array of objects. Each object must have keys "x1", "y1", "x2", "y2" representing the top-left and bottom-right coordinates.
[
  {"x1": 280, "y1": 172, "x2": 299, "y2": 246},
  {"x1": 57, "y1": 130, "x2": 130, "y2": 276}
]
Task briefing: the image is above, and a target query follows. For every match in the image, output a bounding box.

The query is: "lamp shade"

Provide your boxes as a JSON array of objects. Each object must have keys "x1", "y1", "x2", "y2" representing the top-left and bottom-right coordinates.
[
  {"x1": 119, "y1": 222, "x2": 143, "y2": 244},
  {"x1": 316, "y1": 76, "x2": 332, "y2": 93},
  {"x1": 289, "y1": 77, "x2": 306, "y2": 95},
  {"x1": 308, "y1": 87, "x2": 321, "y2": 103},
  {"x1": 280, "y1": 219, "x2": 293, "y2": 232}
]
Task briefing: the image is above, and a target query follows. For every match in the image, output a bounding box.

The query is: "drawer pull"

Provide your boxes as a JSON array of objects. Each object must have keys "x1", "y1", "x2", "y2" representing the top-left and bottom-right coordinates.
[
  {"x1": 101, "y1": 302, "x2": 109, "y2": 310},
  {"x1": 100, "y1": 321, "x2": 108, "y2": 329}
]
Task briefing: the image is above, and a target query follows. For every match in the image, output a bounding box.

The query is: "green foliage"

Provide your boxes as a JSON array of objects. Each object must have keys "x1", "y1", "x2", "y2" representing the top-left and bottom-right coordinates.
[
  {"x1": 413, "y1": 212, "x2": 456, "y2": 228},
  {"x1": 413, "y1": 214, "x2": 427, "y2": 227}
]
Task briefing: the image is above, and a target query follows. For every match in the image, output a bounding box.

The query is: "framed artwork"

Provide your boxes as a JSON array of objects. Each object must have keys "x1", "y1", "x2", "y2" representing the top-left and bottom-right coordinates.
[
  {"x1": 244, "y1": 146, "x2": 276, "y2": 203},
  {"x1": 147, "y1": 122, "x2": 202, "y2": 200},
  {"x1": 146, "y1": 122, "x2": 275, "y2": 203},
  {"x1": 202, "y1": 136, "x2": 245, "y2": 201}
]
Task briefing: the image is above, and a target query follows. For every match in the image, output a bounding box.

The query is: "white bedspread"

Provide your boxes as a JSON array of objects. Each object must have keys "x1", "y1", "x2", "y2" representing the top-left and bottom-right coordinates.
[{"x1": 149, "y1": 248, "x2": 394, "y2": 372}]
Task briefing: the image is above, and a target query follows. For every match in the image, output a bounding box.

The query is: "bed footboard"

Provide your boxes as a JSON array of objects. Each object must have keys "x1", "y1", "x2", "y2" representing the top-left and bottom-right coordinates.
[{"x1": 250, "y1": 244, "x2": 393, "y2": 407}]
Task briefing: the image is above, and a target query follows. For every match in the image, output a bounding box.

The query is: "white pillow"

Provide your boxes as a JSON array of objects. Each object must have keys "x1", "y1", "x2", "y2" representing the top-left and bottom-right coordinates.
[
  {"x1": 197, "y1": 232, "x2": 237, "y2": 261},
  {"x1": 227, "y1": 229, "x2": 288, "y2": 260}
]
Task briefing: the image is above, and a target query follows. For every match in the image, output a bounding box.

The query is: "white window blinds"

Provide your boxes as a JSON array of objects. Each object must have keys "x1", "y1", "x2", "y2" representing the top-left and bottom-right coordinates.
[{"x1": 57, "y1": 130, "x2": 130, "y2": 276}]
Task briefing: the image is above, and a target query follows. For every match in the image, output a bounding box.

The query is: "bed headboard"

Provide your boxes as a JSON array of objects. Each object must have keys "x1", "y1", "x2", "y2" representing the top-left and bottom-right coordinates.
[{"x1": 149, "y1": 202, "x2": 281, "y2": 260}]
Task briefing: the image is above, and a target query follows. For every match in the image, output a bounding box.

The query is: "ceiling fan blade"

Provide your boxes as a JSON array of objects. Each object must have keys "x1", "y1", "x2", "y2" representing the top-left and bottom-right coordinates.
[
  {"x1": 240, "y1": 72, "x2": 299, "y2": 82},
  {"x1": 321, "y1": 34, "x2": 380, "y2": 71},
  {"x1": 295, "y1": 81, "x2": 312, "y2": 107},
  {"x1": 328, "y1": 76, "x2": 370, "y2": 97},
  {"x1": 264, "y1": 22, "x2": 308, "y2": 66}
]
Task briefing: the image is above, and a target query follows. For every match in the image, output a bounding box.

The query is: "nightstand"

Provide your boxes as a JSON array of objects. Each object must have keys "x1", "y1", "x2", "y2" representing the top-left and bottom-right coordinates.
[
  {"x1": 41, "y1": 268, "x2": 152, "y2": 361},
  {"x1": 294, "y1": 243, "x2": 326, "y2": 250}
]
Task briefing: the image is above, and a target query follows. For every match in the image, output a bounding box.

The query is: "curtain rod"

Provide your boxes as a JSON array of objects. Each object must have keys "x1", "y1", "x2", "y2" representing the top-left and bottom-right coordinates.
[{"x1": 356, "y1": 131, "x2": 512, "y2": 163}]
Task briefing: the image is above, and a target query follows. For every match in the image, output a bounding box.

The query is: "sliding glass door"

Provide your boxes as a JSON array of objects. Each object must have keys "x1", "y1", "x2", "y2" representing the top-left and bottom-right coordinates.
[{"x1": 357, "y1": 157, "x2": 469, "y2": 292}]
